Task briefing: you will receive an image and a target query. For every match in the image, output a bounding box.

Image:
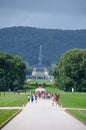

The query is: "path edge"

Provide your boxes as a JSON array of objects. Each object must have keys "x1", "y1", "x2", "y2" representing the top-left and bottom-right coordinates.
[{"x1": 0, "y1": 109, "x2": 22, "y2": 129}]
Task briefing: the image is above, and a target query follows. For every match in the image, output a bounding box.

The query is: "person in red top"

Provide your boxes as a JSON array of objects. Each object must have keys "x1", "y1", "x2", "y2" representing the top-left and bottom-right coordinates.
[{"x1": 55, "y1": 93, "x2": 61, "y2": 106}]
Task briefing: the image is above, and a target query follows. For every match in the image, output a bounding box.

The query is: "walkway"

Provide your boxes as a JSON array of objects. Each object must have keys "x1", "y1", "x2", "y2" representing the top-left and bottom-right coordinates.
[{"x1": 1, "y1": 99, "x2": 86, "y2": 130}]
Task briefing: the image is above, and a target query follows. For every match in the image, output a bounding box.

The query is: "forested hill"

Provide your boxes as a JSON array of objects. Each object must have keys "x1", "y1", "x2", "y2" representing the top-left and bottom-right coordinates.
[{"x1": 0, "y1": 26, "x2": 86, "y2": 67}]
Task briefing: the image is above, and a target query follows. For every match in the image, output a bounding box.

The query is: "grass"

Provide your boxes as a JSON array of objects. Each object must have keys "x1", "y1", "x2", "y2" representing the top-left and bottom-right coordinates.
[
  {"x1": 0, "y1": 90, "x2": 32, "y2": 127},
  {"x1": 0, "y1": 109, "x2": 19, "y2": 126},
  {"x1": 45, "y1": 87, "x2": 86, "y2": 123},
  {"x1": 28, "y1": 79, "x2": 54, "y2": 84},
  {"x1": 0, "y1": 88, "x2": 36, "y2": 107},
  {"x1": 0, "y1": 92, "x2": 28, "y2": 107},
  {"x1": 45, "y1": 87, "x2": 86, "y2": 108},
  {"x1": 58, "y1": 92, "x2": 86, "y2": 108},
  {"x1": 67, "y1": 110, "x2": 86, "y2": 124},
  {"x1": 0, "y1": 87, "x2": 86, "y2": 125},
  {"x1": 45, "y1": 87, "x2": 62, "y2": 94}
]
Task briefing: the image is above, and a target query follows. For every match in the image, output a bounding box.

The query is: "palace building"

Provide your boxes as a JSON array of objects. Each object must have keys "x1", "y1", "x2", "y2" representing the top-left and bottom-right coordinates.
[{"x1": 31, "y1": 45, "x2": 49, "y2": 79}]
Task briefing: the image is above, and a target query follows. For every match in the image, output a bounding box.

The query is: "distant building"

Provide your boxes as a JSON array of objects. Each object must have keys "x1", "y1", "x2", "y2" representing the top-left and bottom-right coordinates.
[
  {"x1": 31, "y1": 45, "x2": 50, "y2": 79},
  {"x1": 32, "y1": 66, "x2": 50, "y2": 79}
]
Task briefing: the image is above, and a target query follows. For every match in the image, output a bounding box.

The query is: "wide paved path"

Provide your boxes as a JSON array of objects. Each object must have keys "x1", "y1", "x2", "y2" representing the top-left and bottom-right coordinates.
[{"x1": 1, "y1": 99, "x2": 86, "y2": 130}]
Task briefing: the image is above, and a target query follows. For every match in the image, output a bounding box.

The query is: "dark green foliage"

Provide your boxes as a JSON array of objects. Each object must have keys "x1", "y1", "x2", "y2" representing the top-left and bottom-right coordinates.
[
  {"x1": 0, "y1": 27, "x2": 86, "y2": 67},
  {"x1": 54, "y1": 49, "x2": 86, "y2": 92},
  {"x1": 0, "y1": 52, "x2": 26, "y2": 91}
]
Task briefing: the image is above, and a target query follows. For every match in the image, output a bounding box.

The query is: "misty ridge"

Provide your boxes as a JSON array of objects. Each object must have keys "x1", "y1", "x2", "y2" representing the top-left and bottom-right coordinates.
[{"x1": 0, "y1": 26, "x2": 86, "y2": 67}]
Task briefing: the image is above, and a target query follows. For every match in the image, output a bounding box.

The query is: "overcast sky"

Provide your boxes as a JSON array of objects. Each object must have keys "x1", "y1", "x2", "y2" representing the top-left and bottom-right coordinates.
[{"x1": 0, "y1": 0, "x2": 86, "y2": 29}]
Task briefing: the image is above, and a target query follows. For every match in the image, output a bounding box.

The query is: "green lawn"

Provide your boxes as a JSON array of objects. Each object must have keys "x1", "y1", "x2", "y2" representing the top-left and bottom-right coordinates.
[
  {"x1": 58, "y1": 93, "x2": 86, "y2": 108},
  {"x1": 67, "y1": 110, "x2": 86, "y2": 124},
  {"x1": 45, "y1": 87, "x2": 86, "y2": 123},
  {"x1": 46, "y1": 87, "x2": 86, "y2": 108},
  {"x1": 28, "y1": 79, "x2": 54, "y2": 84},
  {"x1": 0, "y1": 87, "x2": 86, "y2": 125},
  {"x1": 0, "y1": 109, "x2": 19, "y2": 127},
  {"x1": 0, "y1": 91, "x2": 29, "y2": 127},
  {"x1": 45, "y1": 87, "x2": 62, "y2": 94},
  {"x1": 0, "y1": 92, "x2": 28, "y2": 107}
]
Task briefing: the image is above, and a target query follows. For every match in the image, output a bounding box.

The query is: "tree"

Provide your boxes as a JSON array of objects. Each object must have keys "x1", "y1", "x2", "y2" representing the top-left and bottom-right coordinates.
[
  {"x1": 54, "y1": 48, "x2": 86, "y2": 92},
  {"x1": 0, "y1": 52, "x2": 26, "y2": 91}
]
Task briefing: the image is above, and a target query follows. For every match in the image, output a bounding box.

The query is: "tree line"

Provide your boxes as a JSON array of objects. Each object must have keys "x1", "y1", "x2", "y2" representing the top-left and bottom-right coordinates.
[
  {"x1": 54, "y1": 48, "x2": 86, "y2": 92},
  {"x1": 0, "y1": 48, "x2": 86, "y2": 92},
  {"x1": 0, "y1": 52, "x2": 26, "y2": 91}
]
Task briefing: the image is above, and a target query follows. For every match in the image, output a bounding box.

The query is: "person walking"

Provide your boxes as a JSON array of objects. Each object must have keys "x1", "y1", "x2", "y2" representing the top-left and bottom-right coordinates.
[
  {"x1": 51, "y1": 94, "x2": 55, "y2": 106},
  {"x1": 28, "y1": 95, "x2": 30, "y2": 102},
  {"x1": 34, "y1": 93, "x2": 37, "y2": 103},
  {"x1": 31, "y1": 94, "x2": 34, "y2": 103}
]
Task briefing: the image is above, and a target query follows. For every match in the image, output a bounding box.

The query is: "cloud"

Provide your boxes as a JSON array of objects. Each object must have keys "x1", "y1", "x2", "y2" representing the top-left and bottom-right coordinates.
[
  {"x1": 0, "y1": 0, "x2": 86, "y2": 14},
  {"x1": 0, "y1": 0, "x2": 86, "y2": 29}
]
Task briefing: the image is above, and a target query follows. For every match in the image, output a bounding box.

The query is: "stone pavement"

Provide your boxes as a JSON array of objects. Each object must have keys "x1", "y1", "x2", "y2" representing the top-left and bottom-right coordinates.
[
  {"x1": 0, "y1": 107, "x2": 22, "y2": 110},
  {"x1": 1, "y1": 99, "x2": 86, "y2": 130}
]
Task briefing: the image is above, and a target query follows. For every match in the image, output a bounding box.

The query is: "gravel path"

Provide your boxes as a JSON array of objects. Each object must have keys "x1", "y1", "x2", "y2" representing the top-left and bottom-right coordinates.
[{"x1": 1, "y1": 99, "x2": 86, "y2": 130}]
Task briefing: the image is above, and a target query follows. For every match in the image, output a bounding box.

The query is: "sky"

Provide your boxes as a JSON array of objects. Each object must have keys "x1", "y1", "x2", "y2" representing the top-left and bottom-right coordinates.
[{"x1": 0, "y1": 0, "x2": 86, "y2": 29}]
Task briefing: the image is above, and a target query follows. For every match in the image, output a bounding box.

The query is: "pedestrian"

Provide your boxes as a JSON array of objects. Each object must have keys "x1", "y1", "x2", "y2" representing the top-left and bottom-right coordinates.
[
  {"x1": 28, "y1": 95, "x2": 30, "y2": 102},
  {"x1": 31, "y1": 94, "x2": 34, "y2": 103},
  {"x1": 35, "y1": 94, "x2": 37, "y2": 103},
  {"x1": 51, "y1": 94, "x2": 55, "y2": 106},
  {"x1": 55, "y1": 93, "x2": 61, "y2": 105}
]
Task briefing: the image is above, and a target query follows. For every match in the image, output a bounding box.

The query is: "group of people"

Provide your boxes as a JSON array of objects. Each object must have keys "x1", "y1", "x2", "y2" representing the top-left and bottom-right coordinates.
[
  {"x1": 28, "y1": 91, "x2": 37, "y2": 103},
  {"x1": 28, "y1": 90, "x2": 60, "y2": 106}
]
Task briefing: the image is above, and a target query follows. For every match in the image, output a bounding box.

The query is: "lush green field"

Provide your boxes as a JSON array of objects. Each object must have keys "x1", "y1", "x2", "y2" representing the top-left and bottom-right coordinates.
[
  {"x1": 58, "y1": 92, "x2": 86, "y2": 108},
  {"x1": 46, "y1": 87, "x2": 61, "y2": 94},
  {"x1": 46, "y1": 87, "x2": 86, "y2": 123},
  {"x1": 67, "y1": 110, "x2": 86, "y2": 124},
  {"x1": 0, "y1": 87, "x2": 86, "y2": 125},
  {"x1": 46, "y1": 87, "x2": 86, "y2": 108},
  {"x1": 28, "y1": 79, "x2": 54, "y2": 84},
  {"x1": 0, "y1": 92, "x2": 28, "y2": 107},
  {"x1": 0, "y1": 91, "x2": 29, "y2": 127},
  {"x1": 0, "y1": 109, "x2": 19, "y2": 127}
]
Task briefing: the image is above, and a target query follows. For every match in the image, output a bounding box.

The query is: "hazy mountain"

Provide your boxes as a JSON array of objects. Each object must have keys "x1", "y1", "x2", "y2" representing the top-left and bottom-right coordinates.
[{"x1": 0, "y1": 26, "x2": 86, "y2": 67}]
